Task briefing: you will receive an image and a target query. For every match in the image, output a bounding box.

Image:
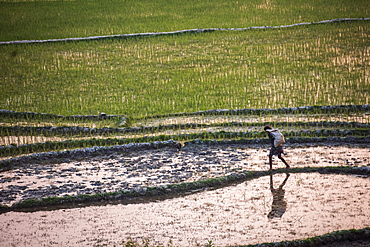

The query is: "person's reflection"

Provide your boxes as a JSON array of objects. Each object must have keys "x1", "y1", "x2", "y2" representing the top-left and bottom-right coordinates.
[{"x1": 268, "y1": 173, "x2": 290, "y2": 219}]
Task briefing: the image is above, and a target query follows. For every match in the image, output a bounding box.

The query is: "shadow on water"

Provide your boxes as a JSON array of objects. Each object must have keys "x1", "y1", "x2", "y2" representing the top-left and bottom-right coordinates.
[{"x1": 268, "y1": 173, "x2": 290, "y2": 219}]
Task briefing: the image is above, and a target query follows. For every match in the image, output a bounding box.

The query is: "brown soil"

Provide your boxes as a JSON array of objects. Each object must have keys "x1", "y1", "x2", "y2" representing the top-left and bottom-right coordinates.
[{"x1": 1, "y1": 145, "x2": 369, "y2": 206}]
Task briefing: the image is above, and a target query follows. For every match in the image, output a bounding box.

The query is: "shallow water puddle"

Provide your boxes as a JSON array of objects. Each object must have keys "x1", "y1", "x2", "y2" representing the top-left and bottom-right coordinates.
[{"x1": 0, "y1": 173, "x2": 369, "y2": 247}]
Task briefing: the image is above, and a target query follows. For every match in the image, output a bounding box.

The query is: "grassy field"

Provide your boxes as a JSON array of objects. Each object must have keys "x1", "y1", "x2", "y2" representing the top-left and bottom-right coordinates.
[{"x1": 1, "y1": 0, "x2": 369, "y2": 41}]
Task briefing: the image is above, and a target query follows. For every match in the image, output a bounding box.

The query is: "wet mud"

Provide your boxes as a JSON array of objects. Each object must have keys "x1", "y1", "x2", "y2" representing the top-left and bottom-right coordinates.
[
  {"x1": 0, "y1": 172, "x2": 369, "y2": 246},
  {"x1": 0, "y1": 143, "x2": 369, "y2": 246},
  {"x1": 1, "y1": 145, "x2": 369, "y2": 206}
]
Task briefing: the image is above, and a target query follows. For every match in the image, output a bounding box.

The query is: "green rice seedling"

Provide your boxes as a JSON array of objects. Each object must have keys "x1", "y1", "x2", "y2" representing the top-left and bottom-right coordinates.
[
  {"x1": 1, "y1": 0, "x2": 369, "y2": 42},
  {"x1": 2, "y1": 127, "x2": 369, "y2": 157},
  {"x1": 1, "y1": 22, "x2": 369, "y2": 117}
]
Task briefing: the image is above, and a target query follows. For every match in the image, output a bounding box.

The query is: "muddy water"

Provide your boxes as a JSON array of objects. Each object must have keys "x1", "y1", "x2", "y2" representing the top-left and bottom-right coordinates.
[
  {"x1": 1, "y1": 146, "x2": 369, "y2": 206},
  {"x1": 0, "y1": 173, "x2": 369, "y2": 247}
]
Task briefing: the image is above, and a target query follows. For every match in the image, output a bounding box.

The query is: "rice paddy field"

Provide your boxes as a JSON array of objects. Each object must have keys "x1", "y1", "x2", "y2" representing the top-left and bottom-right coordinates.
[
  {"x1": 0, "y1": 0, "x2": 370, "y2": 246},
  {"x1": 1, "y1": 0, "x2": 369, "y2": 41},
  {"x1": 1, "y1": 21, "x2": 370, "y2": 117}
]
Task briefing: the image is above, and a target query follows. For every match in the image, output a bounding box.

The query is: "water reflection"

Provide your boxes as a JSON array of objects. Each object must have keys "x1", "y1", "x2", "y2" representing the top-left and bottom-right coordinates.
[
  {"x1": 1, "y1": 173, "x2": 369, "y2": 247},
  {"x1": 268, "y1": 173, "x2": 290, "y2": 219}
]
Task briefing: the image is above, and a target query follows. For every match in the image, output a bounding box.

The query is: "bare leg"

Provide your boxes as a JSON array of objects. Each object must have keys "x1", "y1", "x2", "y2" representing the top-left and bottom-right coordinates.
[
  {"x1": 269, "y1": 154, "x2": 273, "y2": 170},
  {"x1": 278, "y1": 154, "x2": 290, "y2": 168}
]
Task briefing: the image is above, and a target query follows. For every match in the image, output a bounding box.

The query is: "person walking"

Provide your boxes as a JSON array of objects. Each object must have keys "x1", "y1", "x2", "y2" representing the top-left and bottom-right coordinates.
[{"x1": 264, "y1": 125, "x2": 290, "y2": 170}]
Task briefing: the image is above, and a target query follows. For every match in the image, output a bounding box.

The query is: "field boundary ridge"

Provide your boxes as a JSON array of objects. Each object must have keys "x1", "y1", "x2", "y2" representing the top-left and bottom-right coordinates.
[{"x1": 1, "y1": 17, "x2": 369, "y2": 45}]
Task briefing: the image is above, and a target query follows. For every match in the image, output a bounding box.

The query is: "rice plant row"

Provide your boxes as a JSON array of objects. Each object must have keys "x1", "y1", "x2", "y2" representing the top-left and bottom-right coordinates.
[
  {"x1": 1, "y1": 119, "x2": 369, "y2": 138},
  {"x1": 1, "y1": 104, "x2": 369, "y2": 147},
  {"x1": 1, "y1": 104, "x2": 369, "y2": 127},
  {"x1": 1, "y1": 128, "x2": 369, "y2": 158}
]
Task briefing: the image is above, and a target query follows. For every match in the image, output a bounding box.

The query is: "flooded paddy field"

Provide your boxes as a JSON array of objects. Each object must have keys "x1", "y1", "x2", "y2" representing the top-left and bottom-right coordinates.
[
  {"x1": 0, "y1": 143, "x2": 369, "y2": 246},
  {"x1": 0, "y1": 144, "x2": 369, "y2": 206},
  {"x1": 0, "y1": 172, "x2": 369, "y2": 246}
]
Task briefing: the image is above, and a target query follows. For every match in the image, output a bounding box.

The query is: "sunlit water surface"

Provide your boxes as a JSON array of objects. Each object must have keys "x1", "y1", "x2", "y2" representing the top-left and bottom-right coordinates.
[{"x1": 0, "y1": 173, "x2": 369, "y2": 246}]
